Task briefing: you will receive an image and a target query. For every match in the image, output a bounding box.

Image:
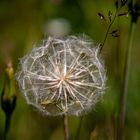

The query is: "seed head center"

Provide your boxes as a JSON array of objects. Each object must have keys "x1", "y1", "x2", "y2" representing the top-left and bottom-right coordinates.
[{"x1": 58, "y1": 72, "x2": 68, "y2": 86}]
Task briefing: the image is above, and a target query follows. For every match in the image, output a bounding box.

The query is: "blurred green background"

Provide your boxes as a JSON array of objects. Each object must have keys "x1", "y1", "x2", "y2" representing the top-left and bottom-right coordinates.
[{"x1": 0, "y1": 0, "x2": 140, "y2": 140}]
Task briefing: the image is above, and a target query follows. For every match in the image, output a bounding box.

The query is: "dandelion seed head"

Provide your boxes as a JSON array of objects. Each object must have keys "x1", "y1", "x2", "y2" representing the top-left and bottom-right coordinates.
[{"x1": 15, "y1": 35, "x2": 106, "y2": 116}]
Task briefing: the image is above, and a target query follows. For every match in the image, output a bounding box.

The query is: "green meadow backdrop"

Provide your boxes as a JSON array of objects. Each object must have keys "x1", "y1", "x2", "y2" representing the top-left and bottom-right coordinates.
[{"x1": 0, "y1": 0, "x2": 140, "y2": 140}]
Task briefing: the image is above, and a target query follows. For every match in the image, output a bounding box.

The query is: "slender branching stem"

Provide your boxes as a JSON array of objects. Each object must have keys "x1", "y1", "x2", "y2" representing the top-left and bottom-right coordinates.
[
  {"x1": 117, "y1": 16, "x2": 136, "y2": 140},
  {"x1": 99, "y1": 9, "x2": 118, "y2": 53},
  {"x1": 63, "y1": 114, "x2": 69, "y2": 140}
]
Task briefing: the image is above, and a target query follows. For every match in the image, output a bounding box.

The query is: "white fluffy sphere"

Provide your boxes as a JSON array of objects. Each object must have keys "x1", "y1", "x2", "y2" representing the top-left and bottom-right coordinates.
[{"x1": 16, "y1": 36, "x2": 106, "y2": 116}]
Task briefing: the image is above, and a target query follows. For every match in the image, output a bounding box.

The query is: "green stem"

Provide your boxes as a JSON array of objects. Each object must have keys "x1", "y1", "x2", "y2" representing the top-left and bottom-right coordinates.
[
  {"x1": 4, "y1": 114, "x2": 12, "y2": 140},
  {"x1": 117, "y1": 18, "x2": 136, "y2": 140},
  {"x1": 74, "y1": 116, "x2": 83, "y2": 140}
]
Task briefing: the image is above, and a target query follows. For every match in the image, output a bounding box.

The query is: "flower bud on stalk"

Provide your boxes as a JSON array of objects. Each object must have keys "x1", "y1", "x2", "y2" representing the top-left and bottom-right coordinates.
[
  {"x1": 1, "y1": 60, "x2": 16, "y2": 140},
  {"x1": 16, "y1": 35, "x2": 106, "y2": 116}
]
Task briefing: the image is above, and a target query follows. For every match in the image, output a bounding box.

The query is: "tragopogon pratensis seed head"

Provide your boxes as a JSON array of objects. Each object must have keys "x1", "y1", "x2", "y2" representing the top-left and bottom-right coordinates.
[{"x1": 15, "y1": 35, "x2": 106, "y2": 116}]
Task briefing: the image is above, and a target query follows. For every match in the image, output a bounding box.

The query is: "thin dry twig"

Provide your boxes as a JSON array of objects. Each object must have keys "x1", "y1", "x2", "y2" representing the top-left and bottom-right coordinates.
[{"x1": 63, "y1": 114, "x2": 69, "y2": 140}]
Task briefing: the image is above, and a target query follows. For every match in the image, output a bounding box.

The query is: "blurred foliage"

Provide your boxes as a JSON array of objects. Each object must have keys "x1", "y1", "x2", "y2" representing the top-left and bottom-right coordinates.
[{"x1": 0, "y1": 0, "x2": 140, "y2": 140}]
